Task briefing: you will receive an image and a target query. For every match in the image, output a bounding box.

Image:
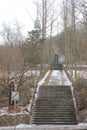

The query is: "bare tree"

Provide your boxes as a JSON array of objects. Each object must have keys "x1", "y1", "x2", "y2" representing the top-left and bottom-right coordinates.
[
  {"x1": 0, "y1": 21, "x2": 23, "y2": 46},
  {"x1": 63, "y1": 0, "x2": 68, "y2": 67},
  {"x1": 0, "y1": 21, "x2": 24, "y2": 81}
]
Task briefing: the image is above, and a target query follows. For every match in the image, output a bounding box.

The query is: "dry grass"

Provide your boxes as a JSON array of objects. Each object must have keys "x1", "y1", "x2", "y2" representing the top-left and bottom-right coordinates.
[{"x1": 74, "y1": 76, "x2": 87, "y2": 111}]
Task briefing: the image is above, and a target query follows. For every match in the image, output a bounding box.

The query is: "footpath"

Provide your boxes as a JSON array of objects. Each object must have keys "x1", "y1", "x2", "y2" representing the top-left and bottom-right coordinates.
[{"x1": 0, "y1": 70, "x2": 87, "y2": 130}]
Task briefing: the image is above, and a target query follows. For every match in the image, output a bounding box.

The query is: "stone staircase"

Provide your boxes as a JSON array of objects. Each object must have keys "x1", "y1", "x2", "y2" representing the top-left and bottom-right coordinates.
[{"x1": 31, "y1": 85, "x2": 78, "y2": 125}]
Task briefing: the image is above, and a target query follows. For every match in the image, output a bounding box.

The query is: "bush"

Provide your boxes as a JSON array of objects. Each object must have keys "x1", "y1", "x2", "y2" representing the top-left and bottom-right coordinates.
[
  {"x1": 19, "y1": 86, "x2": 32, "y2": 105},
  {"x1": 74, "y1": 76, "x2": 86, "y2": 91},
  {"x1": 74, "y1": 76, "x2": 87, "y2": 110}
]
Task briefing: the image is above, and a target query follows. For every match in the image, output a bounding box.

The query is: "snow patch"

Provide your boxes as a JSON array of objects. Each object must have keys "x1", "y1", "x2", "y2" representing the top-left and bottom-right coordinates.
[
  {"x1": 38, "y1": 70, "x2": 50, "y2": 87},
  {"x1": 0, "y1": 106, "x2": 29, "y2": 116},
  {"x1": 35, "y1": 70, "x2": 50, "y2": 99},
  {"x1": 16, "y1": 124, "x2": 31, "y2": 128},
  {"x1": 68, "y1": 70, "x2": 87, "y2": 80},
  {"x1": 48, "y1": 70, "x2": 72, "y2": 86}
]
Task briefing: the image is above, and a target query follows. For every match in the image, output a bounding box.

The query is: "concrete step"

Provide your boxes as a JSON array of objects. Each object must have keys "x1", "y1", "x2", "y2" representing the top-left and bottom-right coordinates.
[
  {"x1": 34, "y1": 105, "x2": 75, "y2": 108},
  {"x1": 39, "y1": 89, "x2": 71, "y2": 93},
  {"x1": 35, "y1": 100, "x2": 74, "y2": 104},
  {"x1": 32, "y1": 116, "x2": 77, "y2": 119},
  {"x1": 39, "y1": 85, "x2": 71, "y2": 89},
  {"x1": 33, "y1": 116, "x2": 76, "y2": 119},
  {"x1": 33, "y1": 110, "x2": 77, "y2": 116},
  {"x1": 32, "y1": 85, "x2": 77, "y2": 125},
  {"x1": 33, "y1": 113, "x2": 76, "y2": 117},
  {"x1": 34, "y1": 108, "x2": 75, "y2": 111},
  {"x1": 32, "y1": 121, "x2": 78, "y2": 125},
  {"x1": 33, "y1": 109, "x2": 75, "y2": 112},
  {"x1": 34, "y1": 107, "x2": 75, "y2": 110},
  {"x1": 32, "y1": 120, "x2": 77, "y2": 124},
  {"x1": 33, "y1": 112, "x2": 77, "y2": 117},
  {"x1": 37, "y1": 95, "x2": 72, "y2": 98},
  {"x1": 32, "y1": 119, "x2": 77, "y2": 123},
  {"x1": 35, "y1": 102, "x2": 74, "y2": 106}
]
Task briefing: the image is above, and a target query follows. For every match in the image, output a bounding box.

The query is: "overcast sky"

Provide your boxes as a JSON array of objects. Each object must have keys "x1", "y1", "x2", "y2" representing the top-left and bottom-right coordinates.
[{"x1": 0, "y1": 0, "x2": 63, "y2": 36}]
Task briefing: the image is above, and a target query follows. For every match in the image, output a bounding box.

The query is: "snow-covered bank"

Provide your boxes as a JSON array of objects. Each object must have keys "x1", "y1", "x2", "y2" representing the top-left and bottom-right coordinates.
[
  {"x1": 68, "y1": 70, "x2": 87, "y2": 80},
  {"x1": 37, "y1": 70, "x2": 50, "y2": 87},
  {"x1": 35, "y1": 70, "x2": 50, "y2": 99},
  {"x1": 0, "y1": 106, "x2": 29, "y2": 116},
  {"x1": 0, "y1": 123, "x2": 87, "y2": 130}
]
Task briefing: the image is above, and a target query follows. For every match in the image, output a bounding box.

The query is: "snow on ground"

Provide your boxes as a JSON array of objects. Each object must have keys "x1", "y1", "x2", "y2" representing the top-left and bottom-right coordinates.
[
  {"x1": 68, "y1": 70, "x2": 87, "y2": 80},
  {"x1": 77, "y1": 70, "x2": 87, "y2": 79},
  {"x1": 37, "y1": 70, "x2": 50, "y2": 87},
  {"x1": 0, "y1": 106, "x2": 29, "y2": 116},
  {"x1": 16, "y1": 123, "x2": 87, "y2": 129},
  {"x1": 35, "y1": 70, "x2": 50, "y2": 99},
  {"x1": 59, "y1": 70, "x2": 72, "y2": 86},
  {"x1": 48, "y1": 70, "x2": 62, "y2": 85},
  {"x1": 0, "y1": 107, "x2": 8, "y2": 116},
  {"x1": 65, "y1": 65, "x2": 87, "y2": 68},
  {"x1": 48, "y1": 70, "x2": 72, "y2": 86},
  {"x1": 24, "y1": 70, "x2": 40, "y2": 77},
  {"x1": 0, "y1": 123, "x2": 87, "y2": 129},
  {"x1": 7, "y1": 70, "x2": 40, "y2": 79}
]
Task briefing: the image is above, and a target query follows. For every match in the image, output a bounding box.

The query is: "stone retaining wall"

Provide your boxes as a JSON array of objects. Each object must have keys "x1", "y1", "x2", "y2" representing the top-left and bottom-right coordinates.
[{"x1": 0, "y1": 114, "x2": 30, "y2": 126}]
